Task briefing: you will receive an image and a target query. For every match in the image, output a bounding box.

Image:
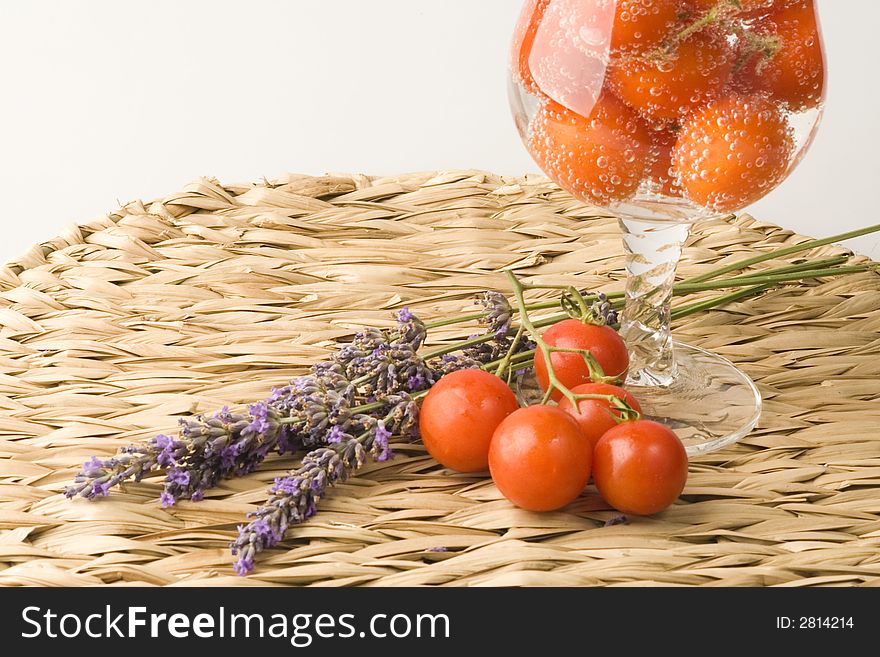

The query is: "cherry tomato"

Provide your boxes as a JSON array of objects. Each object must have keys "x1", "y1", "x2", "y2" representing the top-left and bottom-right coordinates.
[
  {"x1": 733, "y1": 0, "x2": 824, "y2": 111},
  {"x1": 593, "y1": 419, "x2": 688, "y2": 515},
  {"x1": 489, "y1": 405, "x2": 592, "y2": 511},
  {"x1": 648, "y1": 126, "x2": 683, "y2": 197},
  {"x1": 511, "y1": 0, "x2": 551, "y2": 95},
  {"x1": 611, "y1": 0, "x2": 683, "y2": 55},
  {"x1": 529, "y1": 93, "x2": 652, "y2": 205},
  {"x1": 608, "y1": 28, "x2": 734, "y2": 121},
  {"x1": 419, "y1": 369, "x2": 519, "y2": 472},
  {"x1": 557, "y1": 383, "x2": 643, "y2": 449},
  {"x1": 533, "y1": 319, "x2": 629, "y2": 401},
  {"x1": 673, "y1": 94, "x2": 793, "y2": 211}
]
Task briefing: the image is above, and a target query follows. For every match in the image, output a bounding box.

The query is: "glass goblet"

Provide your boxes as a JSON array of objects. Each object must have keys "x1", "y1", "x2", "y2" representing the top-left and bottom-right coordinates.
[{"x1": 508, "y1": 0, "x2": 825, "y2": 453}]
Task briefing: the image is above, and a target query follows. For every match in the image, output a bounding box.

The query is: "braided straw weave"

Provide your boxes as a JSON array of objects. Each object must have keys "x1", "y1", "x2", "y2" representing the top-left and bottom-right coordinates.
[{"x1": 1, "y1": 170, "x2": 878, "y2": 587}]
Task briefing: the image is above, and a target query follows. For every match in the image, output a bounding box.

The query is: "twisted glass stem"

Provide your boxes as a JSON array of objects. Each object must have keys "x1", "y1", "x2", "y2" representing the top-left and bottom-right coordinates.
[{"x1": 618, "y1": 218, "x2": 692, "y2": 387}]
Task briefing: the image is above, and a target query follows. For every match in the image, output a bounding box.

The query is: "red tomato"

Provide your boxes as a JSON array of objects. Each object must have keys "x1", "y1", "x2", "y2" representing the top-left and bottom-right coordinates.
[
  {"x1": 732, "y1": 0, "x2": 824, "y2": 111},
  {"x1": 529, "y1": 94, "x2": 653, "y2": 205},
  {"x1": 419, "y1": 369, "x2": 519, "y2": 472},
  {"x1": 557, "y1": 383, "x2": 643, "y2": 449},
  {"x1": 593, "y1": 419, "x2": 688, "y2": 515},
  {"x1": 673, "y1": 94, "x2": 793, "y2": 211},
  {"x1": 611, "y1": 0, "x2": 684, "y2": 55},
  {"x1": 533, "y1": 319, "x2": 629, "y2": 401},
  {"x1": 489, "y1": 405, "x2": 592, "y2": 511},
  {"x1": 608, "y1": 28, "x2": 734, "y2": 121}
]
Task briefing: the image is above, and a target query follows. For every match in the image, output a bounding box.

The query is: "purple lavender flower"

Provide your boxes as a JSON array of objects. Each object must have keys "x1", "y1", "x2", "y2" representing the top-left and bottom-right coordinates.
[
  {"x1": 326, "y1": 425, "x2": 346, "y2": 443},
  {"x1": 371, "y1": 420, "x2": 393, "y2": 462},
  {"x1": 478, "y1": 291, "x2": 512, "y2": 340},
  {"x1": 159, "y1": 403, "x2": 283, "y2": 507},
  {"x1": 230, "y1": 394, "x2": 417, "y2": 575},
  {"x1": 167, "y1": 468, "x2": 190, "y2": 486},
  {"x1": 395, "y1": 307, "x2": 427, "y2": 349},
  {"x1": 333, "y1": 313, "x2": 434, "y2": 397},
  {"x1": 82, "y1": 456, "x2": 104, "y2": 477},
  {"x1": 231, "y1": 445, "x2": 351, "y2": 575}
]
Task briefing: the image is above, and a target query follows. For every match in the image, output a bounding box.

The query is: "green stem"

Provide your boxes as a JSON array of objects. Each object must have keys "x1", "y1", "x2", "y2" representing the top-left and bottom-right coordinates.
[
  {"x1": 674, "y1": 265, "x2": 875, "y2": 293},
  {"x1": 670, "y1": 284, "x2": 772, "y2": 320},
  {"x1": 423, "y1": 225, "x2": 879, "y2": 335},
  {"x1": 685, "y1": 223, "x2": 880, "y2": 284},
  {"x1": 494, "y1": 325, "x2": 526, "y2": 377},
  {"x1": 720, "y1": 255, "x2": 848, "y2": 280},
  {"x1": 422, "y1": 263, "x2": 873, "y2": 359}
]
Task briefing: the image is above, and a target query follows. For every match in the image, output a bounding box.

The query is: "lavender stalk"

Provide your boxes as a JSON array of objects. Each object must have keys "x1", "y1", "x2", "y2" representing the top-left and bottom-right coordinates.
[{"x1": 230, "y1": 396, "x2": 418, "y2": 575}]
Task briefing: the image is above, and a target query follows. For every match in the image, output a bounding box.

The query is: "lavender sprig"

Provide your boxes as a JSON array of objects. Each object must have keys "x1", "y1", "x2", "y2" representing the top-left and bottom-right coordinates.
[
  {"x1": 334, "y1": 309, "x2": 436, "y2": 395},
  {"x1": 65, "y1": 401, "x2": 287, "y2": 506},
  {"x1": 230, "y1": 395, "x2": 418, "y2": 575},
  {"x1": 478, "y1": 291, "x2": 513, "y2": 339}
]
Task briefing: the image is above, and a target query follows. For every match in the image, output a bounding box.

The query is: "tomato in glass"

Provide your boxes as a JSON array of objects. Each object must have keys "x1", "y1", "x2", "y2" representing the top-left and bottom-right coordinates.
[
  {"x1": 557, "y1": 383, "x2": 643, "y2": 449},
  {"x1": 732, "y1": 0, "x2": 824, "y2": 111},
  {"x1": 592, "y1": 419, "x2": 688, "y2": 515},
  {"x1": 673, "y1": 94, "x2": 793, "y2": 211},
  {"x1": 419, "y1": 369, "x2": 519, "y2": 472},
  {"x1": 533, "y1": 319, "x2": 629, "y2": 400},
  {"x1": 489, "y1": 405, "x2": 592, "y2": 511},
  {"x1": 608, "y1": 28, "x2": 734, "y2": 121},
  {"x1": 610, "y1": 0, "x2": 683, "y2": 55},
  {"x1": 529, "y1": 94, "x2": 652, "y2": 205}
]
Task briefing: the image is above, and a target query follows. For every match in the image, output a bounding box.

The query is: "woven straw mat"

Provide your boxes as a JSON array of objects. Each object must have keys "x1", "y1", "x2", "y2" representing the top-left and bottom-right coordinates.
[{"x1": 1, "y1": 170, "x2": 878, "y2": 587}]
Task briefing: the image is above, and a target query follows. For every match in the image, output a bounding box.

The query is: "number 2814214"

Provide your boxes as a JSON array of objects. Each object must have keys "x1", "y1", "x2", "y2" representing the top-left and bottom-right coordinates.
[{"x1": 777, "y1": 617, "x2": 854, "y2": 629}]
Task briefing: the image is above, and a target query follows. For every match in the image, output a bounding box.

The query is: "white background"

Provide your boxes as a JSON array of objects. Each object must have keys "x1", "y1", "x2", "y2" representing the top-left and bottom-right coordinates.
[{"x1": 1, "y1": 0, "x2": 877, "y2": 261}]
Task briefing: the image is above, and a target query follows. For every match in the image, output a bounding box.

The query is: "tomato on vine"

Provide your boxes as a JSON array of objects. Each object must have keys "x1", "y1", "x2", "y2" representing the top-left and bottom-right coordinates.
[
  {"x1": 557, "y1": 382, "x2": 643, "y2": 449},
  {"x1": 534, "y1": 318, "x2": 629, "y2": 400},
  {"x1": 489, "y1": 405, "x2": 592, "y2": 512},
  {"x1": 592, "y1": 419, "x2": 688, "y2": 515},
  {"x1": 420, "y1": 369, "x2": 519, "y2": 472}
]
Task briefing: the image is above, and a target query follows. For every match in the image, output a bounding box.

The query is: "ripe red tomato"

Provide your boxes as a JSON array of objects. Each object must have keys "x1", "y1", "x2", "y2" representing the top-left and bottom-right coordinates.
[
  {"x1": 733, "y1": 0, "x2": 824, "y2": 111},
  {"x1": 533, "y1": 319, "x2": 629, "y2": 401},
  {"x1": 419, "y1": 369, "x2": 519, "y2": 472},
  {"x1": 593, "y1": 419, "x2": 688, "y2": 515},
  {"x1": 648, "y1": 126, "x2": 683, "y2": 197},
  {"x1": 529, "y1": 93, "x2": 652, "y2": 205},
  {"x1": 608, "y1": 28, "x2": 734, "y2": 121},
  {"x1": 489, "y1": 405, "x2": 592, "y2": 511},
  {"x1": 557, "y1": 383, "x2": 643, "y2": 449},
  {"x1": 610, "y1": 0, "x2": 683, "y2": 55},
  {"x1": 672, "y1": 94, "x2": 793, "y2": 211}
]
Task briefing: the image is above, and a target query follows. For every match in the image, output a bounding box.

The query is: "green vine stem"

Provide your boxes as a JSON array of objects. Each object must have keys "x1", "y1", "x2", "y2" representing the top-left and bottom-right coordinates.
[
  {"x1": 506, "y1": 270, "x2": 622, "y2": 407},
  {"x1": 423, "y1": 223, "x2": 880, "y2": 333},
  {"x1": 421, "y1": 260, "x2": 875, "y2": 361},
  {"x1": 685, "y1": 223, "x2": 880, "y2": 283}
]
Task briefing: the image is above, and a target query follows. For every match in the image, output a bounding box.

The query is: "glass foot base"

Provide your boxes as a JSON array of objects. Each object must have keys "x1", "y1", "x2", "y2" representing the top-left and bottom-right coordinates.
[{"x1": 515, "y1": 342, "x2": 761, "y2": 457}]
